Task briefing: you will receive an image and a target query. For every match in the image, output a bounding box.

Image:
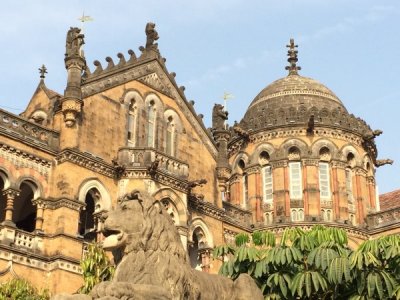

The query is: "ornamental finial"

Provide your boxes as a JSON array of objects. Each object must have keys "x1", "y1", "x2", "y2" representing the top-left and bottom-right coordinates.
[
  {"x1": 39, "y1": 64, "x2": 47, "y2": 80},
  {"x1": 285, "y1": 38, "x2": 301, "y2": 75}
]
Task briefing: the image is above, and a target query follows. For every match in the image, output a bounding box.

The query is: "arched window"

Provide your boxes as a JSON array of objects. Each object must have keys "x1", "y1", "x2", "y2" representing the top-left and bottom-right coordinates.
[
  {"x1": 322, "y1": 209, "x2": 333, "y2": 222},
  {"x1": 289, "y1": 162, "x2": 302, "y2": 200},
  {"x1": 319, "y1": 162, "x2": 330, "y2": 199},
  {"x1": 127, "y1": 99, "x2": 137, "y2": 146},
  {"x1": 264, "y1": 212, "x2": 273, "y2": 225},
  {"x1": 288, "y1": 147, "x2": 302, "y2": 200},
  {"x1": 14, "y1": 181, "x2": 38, "y2": 232},
  {"x1": 166, "y1": 116, "x2": 175, "y2": 156},
  {"x1": 291, "y1": 208, "x2": 304, "y2": 222},
  {"x1": 147, "y1": 101, "x2": 156, "y2": 147},
  {"x1": 262, "y1": 165, "x2": 273, "y2": 203},
  {"x1": 79, "y1": 188, "x2": 98, "y2": 242}
]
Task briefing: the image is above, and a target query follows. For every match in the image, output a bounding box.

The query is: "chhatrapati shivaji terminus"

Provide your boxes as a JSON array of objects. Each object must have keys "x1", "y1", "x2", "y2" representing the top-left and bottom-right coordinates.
[{"x1": 0, "y1": 22, "x2": 398, "y2": 294}]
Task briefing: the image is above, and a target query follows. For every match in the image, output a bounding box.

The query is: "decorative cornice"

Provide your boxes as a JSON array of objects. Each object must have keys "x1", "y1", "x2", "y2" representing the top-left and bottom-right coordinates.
[
  {"x1": 55, "y1": 148, "x2": 116, "y2": 178},
  {"x1": 303, "y1": 159, "x2": 319, "y2": 166},
  {"x1": 189, "y1": 197, "x2": 225, "y2": 220},
  {"x1": 229, "y1": 127, "x2": 364, "y2": 158},
  {"x1": 40, "y1": 197, "x2": 85, "y2": 211}
]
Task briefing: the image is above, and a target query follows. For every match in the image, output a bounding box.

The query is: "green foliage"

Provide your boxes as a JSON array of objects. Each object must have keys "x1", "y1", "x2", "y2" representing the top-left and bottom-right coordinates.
[
  {"x1": 213, "y1": 226, "x2": 400, "y2": 299},
  {"x1": 0, "y1": 278, "x2": 49, "y2": 300},
  {"x1": 78, "y1": 242, "x2": 115, "y2": 294}
]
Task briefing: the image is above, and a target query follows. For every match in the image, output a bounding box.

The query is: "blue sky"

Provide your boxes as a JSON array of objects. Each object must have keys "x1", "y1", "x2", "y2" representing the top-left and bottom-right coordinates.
[{"x1": 0, "y1": 0, "x2": 398, "y2": 194}]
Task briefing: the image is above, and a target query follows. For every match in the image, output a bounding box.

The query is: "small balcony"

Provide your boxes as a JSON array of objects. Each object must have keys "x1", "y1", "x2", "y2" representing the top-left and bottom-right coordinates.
[
  {"x1": 0, "y1": 109, "x2": 59, "y2": 150},
  {"x1": 117, "y1": 147, "x2": 189, "y2": 178}
]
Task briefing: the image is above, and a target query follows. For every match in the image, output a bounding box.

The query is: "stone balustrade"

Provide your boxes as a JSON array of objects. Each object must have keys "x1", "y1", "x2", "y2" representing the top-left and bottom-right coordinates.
[
  {"x1": 366, "y1": 207, "x2": 400, "y2": 228},
  {"x1": 0, "y1": 109, "x2": 59, "y2": 150},
  {"x1": 321, "y1": 200, "x2": 333, "y2": 208},
  {"x1": 118, "y1": 147, "x2": 189, "y2": 178}
]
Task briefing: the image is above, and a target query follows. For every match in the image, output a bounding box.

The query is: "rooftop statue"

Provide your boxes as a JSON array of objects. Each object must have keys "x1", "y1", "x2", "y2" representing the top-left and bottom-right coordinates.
[
  {"x1": 145, "y1": 22, "x2": 159, "y2": 50},
  {"x1": 212, "y1": 104, "x2": 228, "y2": 131},
  {"x1": 52, "y1": 190, "x2": 263, "y2": 300},
  {"x1": 65, "y1": 27, "x2": 85, "y2": 58}
]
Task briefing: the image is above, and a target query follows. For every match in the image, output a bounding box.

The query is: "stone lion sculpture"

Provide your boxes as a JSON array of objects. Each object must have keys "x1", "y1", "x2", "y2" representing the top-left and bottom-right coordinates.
[{"x1": 52, "y1": 190, "x2": 263, "y2": 300}]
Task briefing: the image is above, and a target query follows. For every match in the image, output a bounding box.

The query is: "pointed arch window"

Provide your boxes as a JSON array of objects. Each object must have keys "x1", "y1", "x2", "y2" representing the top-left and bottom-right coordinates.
[{"x1": 147, "y1": 102, "x2": 156, "y2": 147}]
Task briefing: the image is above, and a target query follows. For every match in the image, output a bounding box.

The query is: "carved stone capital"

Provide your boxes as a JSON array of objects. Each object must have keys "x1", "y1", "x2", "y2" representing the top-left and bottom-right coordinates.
[
  {"x1": 244, "y1": 166, "x2": 260, "y2": 175},
  {"x1": 270, "y1": 160, "x2": 287, "y2": 168},
  {"x1": 303, "y1": 159, "x2": 319, "y2": 166},
  {"x1": 2, "y1": 188, "x2": 20, "y2": 199}
]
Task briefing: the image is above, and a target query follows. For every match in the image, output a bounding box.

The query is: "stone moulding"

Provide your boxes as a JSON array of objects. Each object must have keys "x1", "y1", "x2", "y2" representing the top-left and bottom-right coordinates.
[
  {"x1": 0, "y1": 142, "x2": 52, "y2": 177},
  {"x1": 0, "y1": 243, "x2": 81, "y2": 275},
  {"x1": 55, "y1": 148, "x2": 116, "y2": 178},
  {"x1": 39, "y1": 197, "x2": 85, "y2": 211},
  {"x1": 189, "y1": 197, "x2": 225, "y2": 220}
]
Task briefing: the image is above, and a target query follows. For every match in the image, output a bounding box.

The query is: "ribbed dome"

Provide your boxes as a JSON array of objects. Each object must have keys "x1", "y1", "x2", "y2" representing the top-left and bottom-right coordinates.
[{"x1": 240, "y1": 74, "x2": 348, "y2": 131}]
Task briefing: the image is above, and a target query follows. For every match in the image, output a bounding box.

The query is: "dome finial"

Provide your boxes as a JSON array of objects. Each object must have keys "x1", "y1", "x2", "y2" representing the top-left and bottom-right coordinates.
[{"x1": 285, "y1": 38, "x2": 301, "y2": 75}]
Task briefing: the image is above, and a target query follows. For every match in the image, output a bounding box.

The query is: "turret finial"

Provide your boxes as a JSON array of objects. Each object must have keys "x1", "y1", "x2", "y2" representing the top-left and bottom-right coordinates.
[
  {"x1": 285, "y1": 38, "x2": 301, "y2": 75},
  {"x1": 39, "y1": 64, "x2": 47, "y2": 80}
]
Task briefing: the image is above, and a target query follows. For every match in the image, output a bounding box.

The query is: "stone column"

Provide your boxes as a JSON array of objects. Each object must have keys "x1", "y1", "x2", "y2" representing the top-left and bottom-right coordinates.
[
  {"x1": 33, "y1": 199, "x2": 46, "y2": 232},
  {"x1": 213, "y1": 129, "x2": 232, "y2": 209},
  {"x1": 2, "y1": 188, "x2": 20, "y2": 226}
]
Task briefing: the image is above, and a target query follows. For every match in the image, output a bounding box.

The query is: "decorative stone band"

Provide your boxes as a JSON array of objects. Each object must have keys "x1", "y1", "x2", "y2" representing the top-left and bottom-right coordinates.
[
  {"x1": 37, "y1": 197, "x2": 85, "y2": 211},
  {"x1": 0, "y1": 250, "x2": 82, "y2": 275},
  {"x1": 0, "y1": 142, "x2": 52, "y2": 178},
  {"x1": 229, "y1": 126, "x2": 367, "y2": 158},
  {"x1": 243, "y1": 166, "x2": 260, "y2": 175},
  {"x1": 0, "y1": 109, "x2": 59, "y2": 150}
]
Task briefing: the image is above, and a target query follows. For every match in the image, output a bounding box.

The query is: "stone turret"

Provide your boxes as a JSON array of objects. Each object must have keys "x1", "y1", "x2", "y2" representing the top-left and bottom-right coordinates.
[
  {"x1": 61, "y1": 27, "x2": 86, "y2": 148},
  {"x1": 63, "y1": 27, "x2": 85, "y2": 127}
]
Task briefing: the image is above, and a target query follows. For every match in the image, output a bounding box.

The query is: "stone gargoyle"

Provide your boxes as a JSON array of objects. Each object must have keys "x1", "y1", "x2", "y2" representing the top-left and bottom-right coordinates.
[{"x1": 52, "y1": 190, "x2": 263, "y2": 300}]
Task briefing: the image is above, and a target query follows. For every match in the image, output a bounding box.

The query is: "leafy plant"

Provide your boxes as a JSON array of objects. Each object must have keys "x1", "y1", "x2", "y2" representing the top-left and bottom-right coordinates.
[
  {"x1": 0, "y1": 278, "x2": 49, "y2": 300},
  {"x1": 213, "y1": 226, "x2": 400, "y2": 299},
  {"x1": 78, "y1": 242, "x2": 115, "y2": 294}
]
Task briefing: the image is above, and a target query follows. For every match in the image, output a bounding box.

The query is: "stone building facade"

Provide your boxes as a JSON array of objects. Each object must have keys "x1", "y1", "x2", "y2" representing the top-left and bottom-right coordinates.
[{"x1": 0, "y1": 25, "x2": 398, "y2": 294}]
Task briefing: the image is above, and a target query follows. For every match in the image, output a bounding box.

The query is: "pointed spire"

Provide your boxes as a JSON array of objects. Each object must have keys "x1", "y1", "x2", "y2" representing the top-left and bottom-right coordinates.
[
  {"x1": 38, "y1": 64, "x2": 47, "y2": 80},
  {"x1": 285, "y1": 38, "x2": 301, "y2": 75}
]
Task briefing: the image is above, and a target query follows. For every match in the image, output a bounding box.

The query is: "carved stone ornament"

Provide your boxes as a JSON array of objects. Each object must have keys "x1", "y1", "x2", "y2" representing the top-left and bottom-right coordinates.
[
  {"x1": 65, "y1": 27, "x2": 85, "y2": 59},
  {"x1": 52, "y1": 190, "x2": 263, "y2": 300}
]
